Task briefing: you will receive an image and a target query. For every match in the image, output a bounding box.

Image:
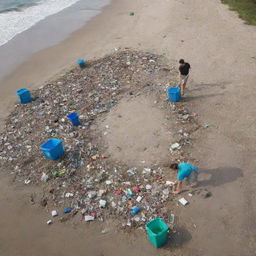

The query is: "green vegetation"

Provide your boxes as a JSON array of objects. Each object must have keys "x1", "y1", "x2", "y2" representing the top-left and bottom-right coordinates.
[{"x1": 221, "y1": 0, "x2": 256, "y2": 25}]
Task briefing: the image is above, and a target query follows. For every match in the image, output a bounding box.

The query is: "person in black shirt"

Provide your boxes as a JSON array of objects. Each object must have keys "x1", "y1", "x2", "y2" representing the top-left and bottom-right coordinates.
[{"x1": 178, "y1": 59, "x2": 191, "y2": 96}]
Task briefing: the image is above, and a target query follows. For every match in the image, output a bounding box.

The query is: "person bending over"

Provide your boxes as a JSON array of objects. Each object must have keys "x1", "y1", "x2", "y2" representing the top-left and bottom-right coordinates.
[
  {"x1": 170, "y1": 162, "x2": 199, "y2": 194},
  {"x1": 178, "y1": 59, "x2": 191, "y2": 96}
]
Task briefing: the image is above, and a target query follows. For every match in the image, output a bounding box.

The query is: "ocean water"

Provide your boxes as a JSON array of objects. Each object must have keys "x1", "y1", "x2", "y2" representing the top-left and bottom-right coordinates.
[
  {"x1": 0, "y1": 0, "x2": 110, "y2": 82},
  {"x1": 0, "y1": 0, "x2": 81, "y2": 46}
]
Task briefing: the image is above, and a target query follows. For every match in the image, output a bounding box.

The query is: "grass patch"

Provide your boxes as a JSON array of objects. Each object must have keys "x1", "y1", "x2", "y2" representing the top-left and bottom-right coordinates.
[{"x1": 221, "y1": 0, "x2": 256, "y2": 25}]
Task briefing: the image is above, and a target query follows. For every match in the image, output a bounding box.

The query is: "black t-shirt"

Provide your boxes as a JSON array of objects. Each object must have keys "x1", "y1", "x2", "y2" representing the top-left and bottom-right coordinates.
[{"x1": 179, "y1": 63, "x2": 190, "y2": 76}]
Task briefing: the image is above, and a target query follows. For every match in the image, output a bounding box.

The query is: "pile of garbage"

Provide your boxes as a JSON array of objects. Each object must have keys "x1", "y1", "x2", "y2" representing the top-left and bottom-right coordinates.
[{"x1": 0, "y1": 50, "x2": 199, "y2": 227}]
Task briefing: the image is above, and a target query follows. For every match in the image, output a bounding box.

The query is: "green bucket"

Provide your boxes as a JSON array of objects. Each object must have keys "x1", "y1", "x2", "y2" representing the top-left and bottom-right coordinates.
[{"x1": 146, "y1": 218, "x2": 169, "y2": 248}]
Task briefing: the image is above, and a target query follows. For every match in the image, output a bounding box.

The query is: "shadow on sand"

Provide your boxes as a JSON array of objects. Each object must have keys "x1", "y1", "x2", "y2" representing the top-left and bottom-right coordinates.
[
  {"x1": 198, "y1": 167, "x2": 243, "y2": 187},
  {"x1": 163, "y1": 226, "x2": 192, "y2": 249},
  {"x1": 183, "y1": 92, "x2": 224, "y2": 102}
]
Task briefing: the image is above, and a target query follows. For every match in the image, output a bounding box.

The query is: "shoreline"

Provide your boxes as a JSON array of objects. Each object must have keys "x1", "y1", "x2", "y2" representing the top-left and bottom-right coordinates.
[
  {"x1": 0, "y1": 0, "x2": 115, "y2": 129},
  {"x1": 0, "y1": 0, "x2": 111, "y2": 82}
]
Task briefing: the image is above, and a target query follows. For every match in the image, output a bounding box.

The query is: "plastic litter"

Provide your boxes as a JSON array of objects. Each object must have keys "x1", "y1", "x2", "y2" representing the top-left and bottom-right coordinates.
[
  {"x1": 179, "y1": 198, "x2": 188, "y2": 206},
  {"x1": 47, "y1": 220, "x2": 52, "y2": 225},
  {"x1": 166, "y1": 181, "x2": 175, "y2": 186},
  {"x1": 41, "y1": 172, "x2": 49, "y2": 182},
  {"x1": 51, "y1": 210, "x2": 58, "y2": 217},
  {"x1": 99, "y1": 200, "x2": 107, "y2": 208},
  {"x1": 0, "y1": 50, "x2": 200, "y2": 227},
  {"x1": 84, "y1": 215, "x2": 95, "y2": 222},
  {"x1": 170, "y1": 143, "x2": 180, "y2": 150},
  {"x1": 136, "y1": 196, "x2": 143, "y2": 202},
  {"x1": 132, "y1": 206, "x2": 140, "y2": 215},
  {"x1": 65, "y1": 193, "x2": 74, "y2": 198},
  {"x1": 145, "y1": 184, "x2": 152, "y2": 190},
  {"x1": 64, "y1": 208, "x2": 72, "y2": 213}
]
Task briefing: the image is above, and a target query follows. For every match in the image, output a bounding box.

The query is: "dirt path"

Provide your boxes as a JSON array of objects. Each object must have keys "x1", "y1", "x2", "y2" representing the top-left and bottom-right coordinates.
[{"x1": 0, "y1": 0, "x2": 256, "y2": 255}]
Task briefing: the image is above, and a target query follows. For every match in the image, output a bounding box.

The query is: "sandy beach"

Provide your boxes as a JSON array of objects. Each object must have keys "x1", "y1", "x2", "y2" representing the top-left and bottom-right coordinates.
[{"x1": 1, "y1": 0, "x2": 256, "y2": 255}]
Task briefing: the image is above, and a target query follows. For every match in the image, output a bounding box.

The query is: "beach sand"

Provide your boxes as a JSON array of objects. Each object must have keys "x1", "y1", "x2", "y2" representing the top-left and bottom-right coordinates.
[{"x1": 1, "y1": 0, "x2": 256, "y2": 255}]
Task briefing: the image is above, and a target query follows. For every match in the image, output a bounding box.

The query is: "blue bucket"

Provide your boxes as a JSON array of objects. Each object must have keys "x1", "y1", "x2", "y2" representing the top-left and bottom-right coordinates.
[
  {"x1": 77, "y1": 59, "x2": 86, "y2": 68},
  {"x1": 167, "y1": 87, "x2": 181, "y2": 102},
  {"x1": 40, "y1": 138, "x2": 64, "y2": 160},
  {"x1": 67, "y1": 112, "x2": 80, "y2": 126},
  {"x1": 16, "y1": 88, "x2": 32, "y2": 104}
]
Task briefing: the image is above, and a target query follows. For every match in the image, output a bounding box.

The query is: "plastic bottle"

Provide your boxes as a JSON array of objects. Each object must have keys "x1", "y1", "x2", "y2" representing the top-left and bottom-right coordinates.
[{"x1": 132, "y1": 206, "x2": 140, "y2": 215}]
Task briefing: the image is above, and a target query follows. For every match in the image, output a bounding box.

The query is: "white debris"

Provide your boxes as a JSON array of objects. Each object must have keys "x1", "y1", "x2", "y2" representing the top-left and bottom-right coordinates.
[
  {"x1": 88, "y1": 191, "x2": 97, "y2": 199},
  {"x1": 105, "y1": 180, "x2": 113, "y2": 185},
  {"x1": 24, "y1": 179, "x2": 31, "y2": 185},
  {"x1": 98, "y1": 190, "x2": 106, "y2": 197},
  {"x1": 127, "y1": 167, "x2": 137, "y2": 175},
  {"x1": 84, "y1": 215, "x2": 95, "y2": 222},
  {"x1": 47, "y1": 220, "x2": 52, "y2": 225},
  {"x1": 179, "y1": 198, "x2": 188, "y2": 206},
  {"x1": 99, "y1": 199, "x2": 107, "y2": 208},
  {"x1": 51, "y1": 210, "x2": 58, "y2": 217},
  {"x1": 134, "y1": 216, "x2": 141, "y2": 222},
  {"x1": 169, "y1": 214, "x2": 175, "y2": 224},
  {"x1": 142, "y1": 168, "x2": 151, "y2": 174},
  {"x1": 170, "y1": 143, "x2": 180, "y2": 150},
  {"x1": 41, "y1": 172, "x2": 49, "y2": 182},
  {"x1": 65, "y1": 192, "x2": 74, "y2": 198},
  {"x1": 145, "y1": 184, "x2": 152, "y2": 190},
  {"x1": 163, "y1": 189, "x2": 169, "y2": 195},
  {"x1": 122, "y1": 181, "x2": 131, "y2": 186},
  {"x1": 136, "y1": 196, "x2": 143, "y2": 202},
  {"x1": 166, "y1": 181, "x2": 175, "y2": 186},
  {"x1": 182, "y1": 114, "x2": 189, "y2": 120}
]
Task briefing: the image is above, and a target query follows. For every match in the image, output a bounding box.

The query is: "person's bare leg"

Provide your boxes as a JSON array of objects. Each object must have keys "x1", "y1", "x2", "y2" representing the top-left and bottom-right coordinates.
[
  {"x1": 180, "y1": 83, "x2": 185, "y2": 96},
  {"x1": 182, "y1": 82, "x2": 186, "y2": 95},
  {"x1": 173, "y1": 181, "x2": 183, "y2": 194},
  {"x1": 182, "y1": 76, "x2": 189, "y2": 95}
]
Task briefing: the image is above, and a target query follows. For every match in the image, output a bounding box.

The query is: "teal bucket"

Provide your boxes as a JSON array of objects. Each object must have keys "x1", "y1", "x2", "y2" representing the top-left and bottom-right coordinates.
[{"x1": 146, "y1": 218, "x2": 169, "y2": 248}]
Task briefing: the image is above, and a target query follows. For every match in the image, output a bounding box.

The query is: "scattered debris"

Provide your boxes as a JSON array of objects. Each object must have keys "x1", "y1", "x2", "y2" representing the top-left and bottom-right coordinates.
[
  {"x1": 64, "y1": 207, "x2": 72, "y2": 213},
  {"x1": 41, "y1": 172, "x2": 49, "y2": 182},
  {"x1": 0, "y1": 50, "x2": 201, "y2": 227},
  {"x1": 168, "y1": 213, "x2": 175, "y2": 224},
  {"x1": 170, "y1": 143, "x2": 180, "y2": 150},
  {"x1": 132, "y1": 206, "x2": 140, "y2": 215},
  {"x1": 84, "y1": 215, "x2": 95, "y2": 222}
]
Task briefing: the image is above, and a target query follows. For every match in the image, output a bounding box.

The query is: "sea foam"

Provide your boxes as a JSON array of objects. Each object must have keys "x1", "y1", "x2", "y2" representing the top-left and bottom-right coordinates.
[{"x1": 0, "y1": 0, "x2": 80, "y2": 46}]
